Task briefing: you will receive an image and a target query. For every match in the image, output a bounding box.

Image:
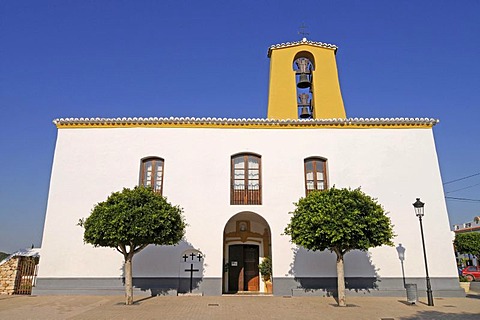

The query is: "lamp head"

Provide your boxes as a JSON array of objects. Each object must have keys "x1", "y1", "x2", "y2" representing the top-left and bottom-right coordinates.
[{"x1": 413, "y1": 198, "x2": 425, "y2": 217}]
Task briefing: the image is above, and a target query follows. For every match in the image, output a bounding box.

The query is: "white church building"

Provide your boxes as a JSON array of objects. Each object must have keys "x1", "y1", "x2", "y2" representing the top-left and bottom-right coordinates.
[{"x1": 35, "y1": 38, "x2": 463, "y2": 297}]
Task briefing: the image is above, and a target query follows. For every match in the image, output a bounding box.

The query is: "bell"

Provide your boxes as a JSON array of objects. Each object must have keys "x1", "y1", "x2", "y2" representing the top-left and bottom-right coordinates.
[
  {"x1": 297, "y1": 73, "x2": 311, "y2": 88},
  {"x1": 299, "y1": 106, "x2": 311, "y2": 118},
  {"x1": 298, "y1": 93, "x2": 310, "y2": 106},
  {"x1": 295, "y1": 58, "x2": 310, "y2": 73}
]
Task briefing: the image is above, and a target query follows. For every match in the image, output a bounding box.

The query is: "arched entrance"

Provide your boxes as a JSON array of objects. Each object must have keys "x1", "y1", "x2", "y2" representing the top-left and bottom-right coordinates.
[{"x1": 223, "y1": 212, "x2": 272, "y2": 294}]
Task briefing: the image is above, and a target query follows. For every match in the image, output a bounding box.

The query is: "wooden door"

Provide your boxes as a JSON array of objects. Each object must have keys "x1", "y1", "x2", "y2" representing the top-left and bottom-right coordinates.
[
  {"x1": 228, "y1": 245, "x2": 259, "y2": 292},
  {"x1": 228, "y1": 245, "x2": 243, "y2": 292},
  {"x1": 244, "y1": 245, "x2": 259, "y2": 291}
]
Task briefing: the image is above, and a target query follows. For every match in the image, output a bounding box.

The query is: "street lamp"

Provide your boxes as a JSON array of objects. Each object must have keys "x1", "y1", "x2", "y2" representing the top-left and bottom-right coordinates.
[{"x1": 413, "y1": 198, "x2": 434, "y2": 306}]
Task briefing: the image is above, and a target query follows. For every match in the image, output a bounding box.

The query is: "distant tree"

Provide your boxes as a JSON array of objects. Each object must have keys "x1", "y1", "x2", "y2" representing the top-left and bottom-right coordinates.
[
  {"x1": 0, "y1": 252, "x2": 9, "y2": 261},
  {"x1": 454, "y1": 233, "x2": 480, "y2": 267},
  {"x1": 284, "y1": 187, "x2": 394, "y2": 307},
  {"x1": 78, "y1": 186, "x2": 186, "y2": 305}
]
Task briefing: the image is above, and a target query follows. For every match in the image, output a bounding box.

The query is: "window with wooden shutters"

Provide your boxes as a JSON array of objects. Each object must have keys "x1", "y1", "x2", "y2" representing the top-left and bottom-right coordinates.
[
  {"x1": 231, "y1": 154, "x2": 261, "y2": 205},
  {"x1": 140, "y1": 157, "x2": 164, "y2": 194},
  {"x1": 304, "y1": 157, "x2": 327, "y2": 195}
]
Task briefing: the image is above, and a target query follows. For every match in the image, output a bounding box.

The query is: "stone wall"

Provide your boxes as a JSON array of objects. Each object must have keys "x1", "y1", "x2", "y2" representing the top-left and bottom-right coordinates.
[{"x1": 0, "y1": 257, "x2": 19, "y2": 295}]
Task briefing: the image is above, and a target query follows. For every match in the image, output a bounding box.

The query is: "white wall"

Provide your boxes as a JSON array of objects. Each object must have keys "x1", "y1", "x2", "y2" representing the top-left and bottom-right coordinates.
[{"x1": 38, "y1": 127, "x2": 457, "y2": 280}]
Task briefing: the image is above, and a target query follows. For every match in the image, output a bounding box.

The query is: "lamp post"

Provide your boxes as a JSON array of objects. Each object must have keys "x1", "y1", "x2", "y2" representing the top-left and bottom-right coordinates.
[{"x1": 413, "y1": 198, "x2": 434, "y2": 306}]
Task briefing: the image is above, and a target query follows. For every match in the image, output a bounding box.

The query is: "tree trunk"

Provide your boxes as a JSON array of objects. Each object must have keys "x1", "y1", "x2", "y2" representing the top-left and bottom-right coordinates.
[
  {"x1": 125, "y1": 255, "x2": 134, "y2": 305},
  {"x1": 335, "y1": 251, "x2": 346, "y2": 307}
]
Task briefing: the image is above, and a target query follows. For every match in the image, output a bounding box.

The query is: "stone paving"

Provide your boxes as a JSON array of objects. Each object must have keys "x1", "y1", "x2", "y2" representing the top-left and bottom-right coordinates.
[{"x1": 0, "y1": 294, "x2": 479, "y2": 319}]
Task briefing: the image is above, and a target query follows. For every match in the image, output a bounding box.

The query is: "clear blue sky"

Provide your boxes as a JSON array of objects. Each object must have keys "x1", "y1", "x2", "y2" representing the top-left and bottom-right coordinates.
[{"x1": 1, "y1": 1, "x2": 479, "y2": 253}]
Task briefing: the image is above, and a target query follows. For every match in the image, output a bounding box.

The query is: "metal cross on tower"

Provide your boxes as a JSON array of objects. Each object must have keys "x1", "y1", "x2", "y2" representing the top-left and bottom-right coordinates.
[{"x1": 298, "y1": 23, "x2": 309, "y2": 38}]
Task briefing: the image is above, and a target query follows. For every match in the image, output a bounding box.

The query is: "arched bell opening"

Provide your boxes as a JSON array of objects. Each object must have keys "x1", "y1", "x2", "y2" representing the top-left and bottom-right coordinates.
[
  {"x1": 293, "y1": 51, "x2": 316, "y2": 70},
  {"x1": 222, "y1": 212, "x2": 272, "y2": 294},
  {"x1": 293, "y1": 51, "x2": 315, "y2": 119}
]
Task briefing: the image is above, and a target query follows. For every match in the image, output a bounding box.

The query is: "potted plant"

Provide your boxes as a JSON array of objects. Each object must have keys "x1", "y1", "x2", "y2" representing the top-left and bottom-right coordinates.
[
  {"x1": 459, "y1": 275, "x2": 470, "y2": 293},
  {"x1": 259, "y1": 256, "x2": 272, "y2": 293}
]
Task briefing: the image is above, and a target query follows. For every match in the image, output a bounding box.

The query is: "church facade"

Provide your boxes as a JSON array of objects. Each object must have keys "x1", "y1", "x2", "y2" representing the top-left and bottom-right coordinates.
[{"x1": 35, "y1": 39, "x2": 462, "y2": 297}]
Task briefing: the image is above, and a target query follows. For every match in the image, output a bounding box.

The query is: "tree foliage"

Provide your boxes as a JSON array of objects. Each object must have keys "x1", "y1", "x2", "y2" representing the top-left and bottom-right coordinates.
[
  {"x1": 80, "y1": 186, "x2": 185, "y2": 251},
  {"x1": 454, "y1": 233, "x2": 480, "y2": 259},
  {"x1": 79, "y1": 186, "x2": 186, "y2": 304},
  {"x1": 284, "y1": 187, "x2": 394, "y2": 306},
  {"x1": 284, "y1": 187, "x2": 394, "y2": 254}
]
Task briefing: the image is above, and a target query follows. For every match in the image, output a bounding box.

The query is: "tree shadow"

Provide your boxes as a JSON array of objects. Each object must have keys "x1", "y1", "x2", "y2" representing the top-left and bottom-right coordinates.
[
  {"x1": 288, "y1": 246, "x2": 379, "y2": 296},
  {"x1": 398, "y1": 311, "x2": 480, "y2": 319},
  {"x1": 120, "y1": 240, "x2": 205, "y2": 296},
  {"x1": 133, "y1": 295, "x2": 157, "y2": 304}
]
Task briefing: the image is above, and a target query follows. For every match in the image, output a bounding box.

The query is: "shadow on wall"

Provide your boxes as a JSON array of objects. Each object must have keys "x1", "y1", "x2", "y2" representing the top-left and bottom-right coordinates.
[
  {"x1": 120, "y1": 240, "x2": 205, "y2": 296},
  {"x1": 396, "y1": 243, "x2": 407, "y2": 288},
  {"x1": 288, "y1": 246, "x2": 379, "y2": 295}
]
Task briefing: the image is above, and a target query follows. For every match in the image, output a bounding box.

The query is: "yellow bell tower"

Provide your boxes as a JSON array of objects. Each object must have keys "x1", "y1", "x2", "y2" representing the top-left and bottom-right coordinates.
[{"x1": 266, "y1": 38, "x2": 346, "y2": 120}]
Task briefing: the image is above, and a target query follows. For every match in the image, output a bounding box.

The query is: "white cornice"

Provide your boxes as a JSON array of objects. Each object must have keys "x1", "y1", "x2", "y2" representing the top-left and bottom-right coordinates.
[
  {"x1": 267, "y1": 38, "x2": 338, "y2": 57},
  {"x1": 53, "y1": 117, "x2": 439, "y2": 126}
]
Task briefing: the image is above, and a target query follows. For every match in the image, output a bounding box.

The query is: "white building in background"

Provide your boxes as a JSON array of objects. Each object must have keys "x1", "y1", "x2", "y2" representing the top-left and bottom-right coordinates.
[
  {"x1": 453, "y1": 217, "x2": 480, "y2": 233},
  {"x1": 35, "y1": 38, "x2": 462, "y2": 296}
]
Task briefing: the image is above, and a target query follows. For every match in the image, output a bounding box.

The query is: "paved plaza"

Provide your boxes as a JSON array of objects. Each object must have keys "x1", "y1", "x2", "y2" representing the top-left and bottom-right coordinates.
[{"x1": 0, "y1": 293, "x2": 479, "y2": 320}]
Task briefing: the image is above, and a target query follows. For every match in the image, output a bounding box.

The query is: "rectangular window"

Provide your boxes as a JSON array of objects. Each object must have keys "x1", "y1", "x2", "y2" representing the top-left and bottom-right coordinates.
[
  {"x1": 231, "y1": 154, "x2": 261, "y2": 205},
  {"x1": 304, "y1": 158, "x2": 327, "y2": 195},
  {"x1": 140, "y1": 157, "x2": 164, "y2": 194}
]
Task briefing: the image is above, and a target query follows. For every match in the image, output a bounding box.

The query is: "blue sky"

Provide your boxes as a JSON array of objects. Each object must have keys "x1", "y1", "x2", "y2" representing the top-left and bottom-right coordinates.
[{"x1": 1, "y1": 1, "x2": 479, "y2": 253}]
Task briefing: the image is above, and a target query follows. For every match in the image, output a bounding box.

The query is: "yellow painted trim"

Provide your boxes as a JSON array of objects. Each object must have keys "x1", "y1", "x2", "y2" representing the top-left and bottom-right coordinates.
[{"x1": 55, "y1": 122, "x2": 435, "y2": 129}]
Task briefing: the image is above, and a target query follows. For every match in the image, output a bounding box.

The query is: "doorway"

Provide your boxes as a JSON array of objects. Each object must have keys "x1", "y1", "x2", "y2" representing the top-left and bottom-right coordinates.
[
  {"x1": 223, "y1": 212, "x2": 271, "y2": 294},
  {"x1": 228, "y1": 244, "x2": 259, "y2": 292}
]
